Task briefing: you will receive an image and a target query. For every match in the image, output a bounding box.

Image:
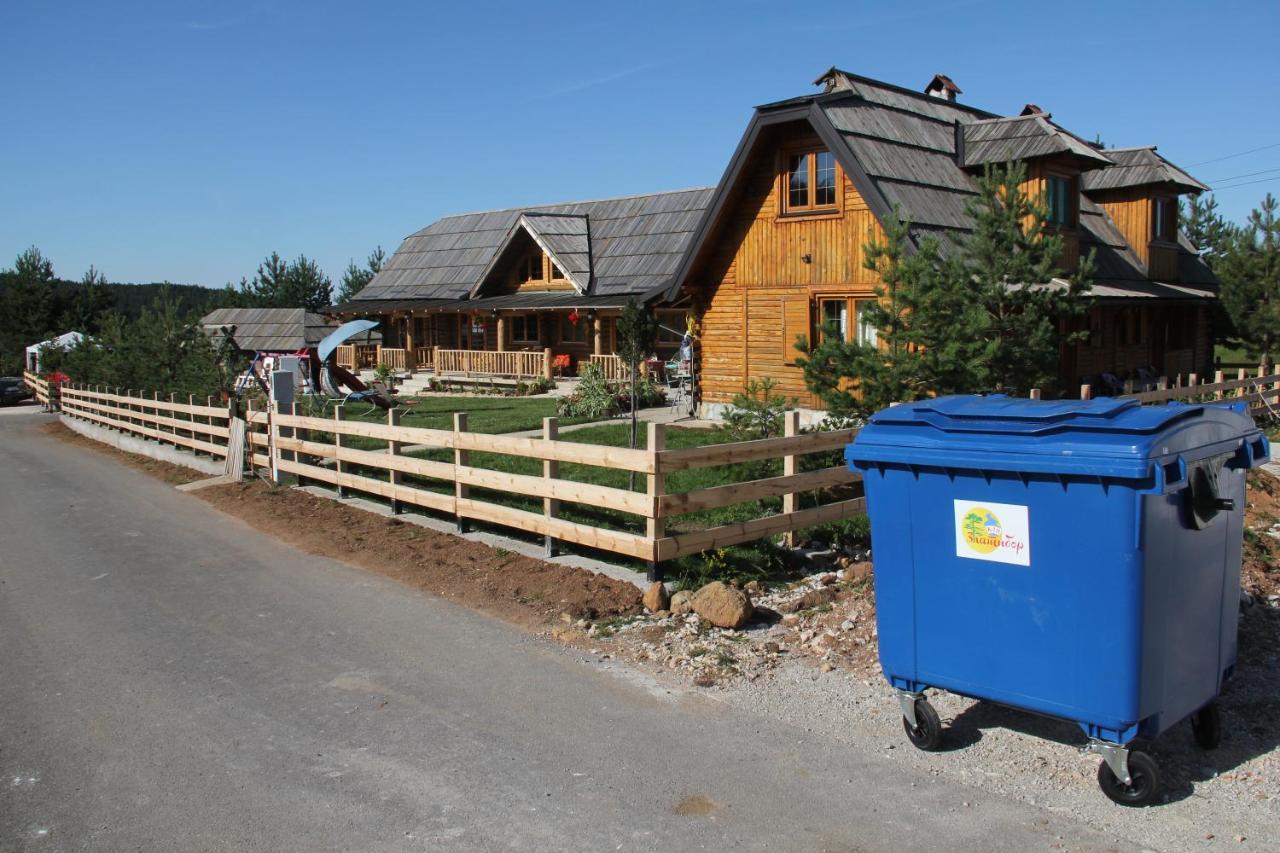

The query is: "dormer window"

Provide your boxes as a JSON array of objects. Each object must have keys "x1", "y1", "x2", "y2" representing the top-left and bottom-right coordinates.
[
  {"x1": 1153, "y1": 197, "x2": 1177, "y2": 243},
  {"x1": 784, "y1": 149, "x2": 837, "y2": 213},
  {"x1": 517, "y1": 250, "x2": 566, "y2": 284},
  {"x1": 1045, "y1": 174, "x2": 1076, "y2": 227}
]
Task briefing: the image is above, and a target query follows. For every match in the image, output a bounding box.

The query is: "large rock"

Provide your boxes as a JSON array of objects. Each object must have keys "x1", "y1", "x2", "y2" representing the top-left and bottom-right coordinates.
[
  {"x1": 691, "y1": 581, "x2": 754, "y2": 629},
  {"x1": 642, "y1": 581, "x2": 670, "y2": 614},
  {"x1": 669, "y1": 590, "x2": 694, "y2": 615}
]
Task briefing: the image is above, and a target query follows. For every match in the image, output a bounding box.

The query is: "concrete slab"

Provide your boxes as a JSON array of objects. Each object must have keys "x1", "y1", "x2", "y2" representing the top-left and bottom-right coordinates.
[{"x1": 60, "y1": 414, "x2": 225, "y2": 476}]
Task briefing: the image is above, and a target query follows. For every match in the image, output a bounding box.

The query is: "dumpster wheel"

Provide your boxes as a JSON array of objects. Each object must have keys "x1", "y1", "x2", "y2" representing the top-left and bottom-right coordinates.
[
  {"x1": 1097, "y1": 750, "x2": 1161, "y2": 806},
  {"x1": 1191, "y1": 703, "x2": 1222, "y2": 750},
  {"x1": 902, "y1": 698, "x2": 943, "y2": 751}
]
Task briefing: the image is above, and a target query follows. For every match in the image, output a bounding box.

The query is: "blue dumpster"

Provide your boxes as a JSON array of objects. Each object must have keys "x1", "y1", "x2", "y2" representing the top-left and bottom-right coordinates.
[{"x1": 845, "y1": 395, "x2": 1268, "y2": 806}]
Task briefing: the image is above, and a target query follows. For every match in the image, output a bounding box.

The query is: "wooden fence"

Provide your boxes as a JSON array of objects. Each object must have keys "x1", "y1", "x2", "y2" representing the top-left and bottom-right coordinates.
[
  {"x1": 588, "y1": 354, "x2": 629, "y2": 381},
  {"x1": 58, "y1": 385, "x2": 236, "y2": 459},
  {"x1": 1106, "y1": 366, "x2": 1280, "y2": 412},
  {"x1": 266, "y1": 406, "x2": 860, "y2": 578},
  {"x1": 22, "y1": 371, "x2": 50, "y2": 406},
  {"x1": 434, "y1": 348, "x2": 551, "y2": 380}
]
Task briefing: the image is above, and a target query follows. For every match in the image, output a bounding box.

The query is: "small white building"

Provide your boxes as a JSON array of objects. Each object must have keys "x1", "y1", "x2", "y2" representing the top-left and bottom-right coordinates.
[{"x1": 25, "y1": 331, "x2": 85, "y2": 373}]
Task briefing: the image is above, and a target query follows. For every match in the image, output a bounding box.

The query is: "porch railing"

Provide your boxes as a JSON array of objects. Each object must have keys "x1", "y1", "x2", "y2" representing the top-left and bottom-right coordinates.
[
  {"x1": 434, "y1": 348, "x2": 551, "y2": 379},
  {"x1": 377, "y1": 347, "x2": 406, "y2": 371},
  {"x1": 588, "y1": 354, "x2": 628, "y2": 381},
  {"x1": 414, "y1": 347, "x2": 433, "y2": 370},
  {"x1": 335, "y1": 345, "x2": 356, "y2": 369}
]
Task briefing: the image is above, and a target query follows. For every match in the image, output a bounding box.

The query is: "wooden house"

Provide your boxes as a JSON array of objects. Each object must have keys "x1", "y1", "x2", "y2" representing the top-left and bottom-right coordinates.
[
  {"x1": 666, "y1": 69, "x2": 1218, "y2": 414},
  {"x1": 329, "y1": 189, "x2": 714, "y2": 379}
]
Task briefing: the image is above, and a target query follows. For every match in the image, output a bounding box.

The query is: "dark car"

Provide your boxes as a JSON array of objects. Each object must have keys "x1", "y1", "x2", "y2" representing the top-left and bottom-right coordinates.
[{"x1": 0, "y1": 377, "x2": 34, "y2": 405}]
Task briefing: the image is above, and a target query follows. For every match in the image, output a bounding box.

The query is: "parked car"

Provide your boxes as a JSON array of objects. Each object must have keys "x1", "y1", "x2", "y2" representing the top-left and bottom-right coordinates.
[{"x1": 0, "y1": 377, "x2": 34, "y2": 405}]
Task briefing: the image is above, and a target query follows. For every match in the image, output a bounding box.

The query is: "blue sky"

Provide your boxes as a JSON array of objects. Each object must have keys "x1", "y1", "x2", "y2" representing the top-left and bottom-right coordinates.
[{"x1": 2, "y1": 0, "x2": 1276, "y2": 288}]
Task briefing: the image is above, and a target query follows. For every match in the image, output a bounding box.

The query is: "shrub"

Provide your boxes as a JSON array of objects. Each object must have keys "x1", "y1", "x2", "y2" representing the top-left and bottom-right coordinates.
[
  {"x1": 721, "y1": 377, "x2": 791, "y2": 442},
  {"x1": 557, "y1": 363, "x2": 621, "y2": 420}
]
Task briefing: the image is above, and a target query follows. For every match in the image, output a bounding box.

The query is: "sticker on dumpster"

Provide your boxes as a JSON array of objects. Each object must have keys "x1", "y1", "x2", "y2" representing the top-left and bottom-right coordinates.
[{"x1": 953, "y1": 500, "x2": 1031, "y2": 566}]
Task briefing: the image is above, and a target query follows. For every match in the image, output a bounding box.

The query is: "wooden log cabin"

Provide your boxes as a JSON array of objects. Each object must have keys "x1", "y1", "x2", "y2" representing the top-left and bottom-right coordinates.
[
  {"x1": 335, "y1": 67, "x2": 1217, "y2": 411},
  {"x1": 329, "y1": 189, "x2": 714, "y2": 380},
  {"x1": 665, "y1": 69, "x2": 1218, "y2": 415}
]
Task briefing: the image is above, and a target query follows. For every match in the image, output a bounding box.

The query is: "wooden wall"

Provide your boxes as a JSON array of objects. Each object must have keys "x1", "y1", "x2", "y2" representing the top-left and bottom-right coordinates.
[
  {"x1": 689, "y1": 123, "x2": 885, "y2": 408},
  {"x1": 1020, "y1": 159, "x2": 1081, "y2": 273},
  {"x1": 1091, "y1": 185, "x2": 1183, "y2": 280}
]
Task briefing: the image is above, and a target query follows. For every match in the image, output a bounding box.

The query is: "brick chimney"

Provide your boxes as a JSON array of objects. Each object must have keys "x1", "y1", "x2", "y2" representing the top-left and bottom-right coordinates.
[{"x1": 924, "y1": 74, "x2": 961, "y2": 102}]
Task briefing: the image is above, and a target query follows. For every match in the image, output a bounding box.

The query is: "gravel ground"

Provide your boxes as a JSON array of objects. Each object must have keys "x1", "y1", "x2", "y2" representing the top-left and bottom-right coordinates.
[{"x1": 567, "y1": 569, "x2": 1280, "y2": 852}]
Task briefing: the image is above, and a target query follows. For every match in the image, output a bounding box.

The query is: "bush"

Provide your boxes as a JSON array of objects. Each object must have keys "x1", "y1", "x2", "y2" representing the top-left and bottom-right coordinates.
[
  {"x1": 558, "y1": 363, "x2": 621, "y2": 420},
  {"x1": 721, "y1": 377, "x2": 790, "y2": 442}
]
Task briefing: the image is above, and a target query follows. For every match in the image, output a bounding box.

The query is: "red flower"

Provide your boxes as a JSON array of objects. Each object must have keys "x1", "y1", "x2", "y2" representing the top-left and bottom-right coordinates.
[{"x1": 567, "y1": 309, "x2": 580, "y2": 326}]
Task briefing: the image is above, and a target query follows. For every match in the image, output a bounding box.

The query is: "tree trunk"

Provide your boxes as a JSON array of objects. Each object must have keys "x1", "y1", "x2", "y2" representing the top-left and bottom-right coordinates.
[{"x1": 628, "y1": 363, "x2": 638, "y2": 491}]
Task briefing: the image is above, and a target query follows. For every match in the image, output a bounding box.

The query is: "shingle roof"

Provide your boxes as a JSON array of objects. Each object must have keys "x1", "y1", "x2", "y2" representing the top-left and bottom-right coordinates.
[
  {"x1": 1081, "y1": 146, "x2": 1209, "y2": 194},
  {"x1": 962, "y1": 114, "x2": 1113, "y2": 169},
  {"x1": 201, "y1": 307, "x2": 340, "y2": 352},
  {"x1": 353, "y1": 187, "x2": 714, "y2": 305}
]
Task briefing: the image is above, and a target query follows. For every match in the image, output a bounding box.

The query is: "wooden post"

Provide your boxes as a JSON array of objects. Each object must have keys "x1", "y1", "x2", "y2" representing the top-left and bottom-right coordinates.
[
  {"x1": 646, "y1": 422, "x2": 666, "y2": 582},
  {"x1": 207, "y1": 396, "x2": 216, "y2": 456},
  {"x1": 454, "y1": 412, "x2": 469, "y2": 533},
  {"x1": 593, "y1": 313, "x2": 604, "y2": 356},
  {"x1": 269, "y1": 401, "x2": 282, "y2": 484},
  {"x1": 1188, "y1": 373, "x2": 1199, "y2": 401},
  {"x1": 782, "y1": 410, "x2": 800, "y2": 548},
  {"x1": 543, "y1": 416, "x2": 559, "y2": 558},
  {"x1": 388, "y1": 408, "x2": 403, "y2": 514},
  {"x1": 543, "y1": 347, "x2": 554, "y2": 381},
  {"x1": 404, "y1": 316, "x2": 417, "y2": 371},
  {"x1": 1029, "y1": 388, "x2": 1041, "y2": 400},
  {"x1": 154, "y1": 392, "x2": 164, "y2": 445},
  {"x1": 1214, "y1": 369, "x2": 1225, "y2": 401},
  {"x1": 433, "y1": 346, "x2": 441, "y2": 376},
  {"x1": 496, "y1": 316, "x2": 507, "y2": 352},
  {"x1": 188, "y1": 395, "x2": 198, "y2": 456},
  {"x1": 1157, "y1": 376, "x2": 1168, "y2": 391},
  {"x1": 1122, "y1": 378, "x2": 1134, "y2": 395},
  {"x1": 1080, "y1": 383, "x2": 1092, "y2": 401},
  {"x1": 1238, "y1": 367, "x2": 1248, "y2": 400},
  {"x1": 226, "y1": 396, "x2": 237, "y2": 463},
  {"x1": 334, "y1": 404, "x2": 347, "y2": 499}
]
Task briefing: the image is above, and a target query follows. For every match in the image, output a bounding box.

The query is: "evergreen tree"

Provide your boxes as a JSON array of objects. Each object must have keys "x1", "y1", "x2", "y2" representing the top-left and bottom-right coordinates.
[
  {"x1": 0, "y1": 246, "x2": 58, "y2": 374},
  {"x1": 1182, "y1": 194, "x2": 1234, "y2": 267},
  {"x1": 1217, "y1": 194, "x2": 1280, "y2": 368},
  {"x1": 797, "y1": 161, "x2": 1092, "y2": 418},
  {"x1": 336, "y1": 246, "x2": 385, "y2": 304},
  {"x1": 62, "y1": 265, "x2": 113, "y2": 333},
  {"x1": 240, "y1": 251, "x2": 333, "y2": 311},
  {"x1": 615, "y1": 298, "x2": 658, "y2": 486}
]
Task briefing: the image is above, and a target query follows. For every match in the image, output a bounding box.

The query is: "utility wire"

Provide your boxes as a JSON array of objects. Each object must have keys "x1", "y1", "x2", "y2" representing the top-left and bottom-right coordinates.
[
  {"x1": 1210, "y1": 175, "x2": 1280, "y2": 191},
  {"x1": 1189, "y1": 142, "x2": 1280, "y2": 167},
  {"x1": 1207, "y1": 166, "x2": 1280, "y2": 184}
]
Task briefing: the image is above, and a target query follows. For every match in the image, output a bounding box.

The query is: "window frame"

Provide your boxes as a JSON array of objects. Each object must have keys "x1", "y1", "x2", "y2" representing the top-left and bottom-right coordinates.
[
  {"x1": 1045, "y1": 173, "x2": 1076, "y2": 228},
  {"x1": 814, "y1": 295, "x2": 880, "y2": 348},
  {"x1": 558, "y1": 313, "x2": 590, "y2": 345},
  {"x1": 509, "y1": 314, "x2": 539, "y2": 345},
  {"x1": 1153, "y1": 196, "x2": 1177, "y2": 243},
  {"x1": 781, "y1": 147, "x2": 841, "y2": 216}
]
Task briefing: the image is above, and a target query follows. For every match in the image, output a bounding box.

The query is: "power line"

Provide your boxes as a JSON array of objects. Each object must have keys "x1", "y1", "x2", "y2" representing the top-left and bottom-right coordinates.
[
  {"x1": 1188, "y1": 142, "x2": 1280, "y2": 167},
  {"x1": 1207, "y1": 166, "x2": 1280, "y2": 184},
  {"x1": 1210, "y1": 175, "x2": 1280, "y2": 192}
]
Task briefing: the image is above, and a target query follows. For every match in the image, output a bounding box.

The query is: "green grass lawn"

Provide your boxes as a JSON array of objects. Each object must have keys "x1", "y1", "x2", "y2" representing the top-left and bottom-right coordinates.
[{"x1": 325, "y1": 395, "x2": 572, "y2": 434}]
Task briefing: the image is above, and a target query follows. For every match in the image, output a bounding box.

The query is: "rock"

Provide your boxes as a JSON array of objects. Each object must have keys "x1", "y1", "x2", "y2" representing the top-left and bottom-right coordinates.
[
  {"x1": 693, "y1": 673, "x2": 718, "y2": 688},
  {"x1": 781, "y1": 613, "x2": 801, "y2": 626},
  {"x1": 669, "y1": 590, "x2": 694, "y2": 615},
  {"x1": 818, "y1": 573, "x2": 838, "y2": 586},
  {"x1": 820, "y1": 662, "x2": 835, "y2": 673},
  {"x1": 559, "y1": 612, "x2": 573, "y2": 625},
  {"x1": 840, "y1": 619, "x2": 856, "y2": 632},
  {"x1": 691, "y1": 581, "x2": 754, "y2": 629},
  {"x1": 745, "y1": 579, "x2": 763, "y2": 595},
  {"x1": 764, "y1": 641, "x2": 781, "y2": 654},
  {"x1": 778, "y1": 586, "x2": 839, "y2": 613},
  {"x1": 643, "y1": 581, "x2": 670, "y2": 613},
  {"x1": 846, "y1": 561, "x2": 874, "y2": 583}
]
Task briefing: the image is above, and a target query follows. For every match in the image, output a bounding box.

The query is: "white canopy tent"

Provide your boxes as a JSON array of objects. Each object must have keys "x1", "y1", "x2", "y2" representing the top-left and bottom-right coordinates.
[{"x1": 25, "y1": 331, "x2": 85, "y2": 373}]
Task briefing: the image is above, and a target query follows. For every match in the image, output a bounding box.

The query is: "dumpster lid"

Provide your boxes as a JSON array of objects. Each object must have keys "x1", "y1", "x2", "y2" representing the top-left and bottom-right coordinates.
[{"x1": 847, "y1": 394, "x2": 1265, "y2": 480}]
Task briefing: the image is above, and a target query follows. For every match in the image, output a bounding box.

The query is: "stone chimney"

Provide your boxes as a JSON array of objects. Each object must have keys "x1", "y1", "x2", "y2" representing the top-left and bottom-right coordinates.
[{"x1": 924, "y1": 74, "x2": 961, "y2": 102}]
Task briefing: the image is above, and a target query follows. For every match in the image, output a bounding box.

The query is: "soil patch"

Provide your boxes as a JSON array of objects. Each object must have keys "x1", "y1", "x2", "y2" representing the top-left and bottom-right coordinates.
[
  {"x1": 43, "y1": 421, "x2": 202, "y2": 486},
  {"x1": 44, "y1": 423, "x2": 642, "y2": 629}
]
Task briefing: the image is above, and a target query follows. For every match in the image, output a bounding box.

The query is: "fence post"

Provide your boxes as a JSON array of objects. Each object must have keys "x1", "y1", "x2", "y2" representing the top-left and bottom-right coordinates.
[
  {"x1": 1237, "y1": 367, "x2": 1247, "y2": 401},
  {"x1": 188, "y1": 394, "x2": 198, "y2": 456},
  {"x1": 1157, "y1": 376, "x2": 1168, "y2": 391},
  {"x1": 388, "y1": 407, "x2": 403, "y2": 514},
  {"x1": 1214, "y1": 369, "x2": 1225, "y2": 401},
  {"x1": 782, "y1": 411, "x2": 800, "y2": 548},
  {"x1": 1029, "y1": 388, "x2": 1041, "y2": 400},
  {"x1": 153, "y1": 391, "x2": 164, "y2": 445},
  {"x1": 646, "y1": 422, "x2": 666, "y2": 583},
  {"x1": 454, "y1": 412, "x2": 469, "y2": 533},
  {"x1": 543, "y1": 416, "x2": 559, "y2": 558},
  {"x1": 1080, "y1": 383, "x2": 1092, "y2": 401},
  {"x1": 270, "y1": 401, "x2": 281, "y2": 484},
  {"x1": 226, "y1": 395, "x2": 237, "y2": 463},
  {"x1": 543, "y1": 347, "x2": 554, "y2": 382},
  {"x1": 1188, "y1": 373, "x2": 1199, "y2": 402},
  {"x1": 334, "y1": 403, "x2": 347, "y2": 499}
]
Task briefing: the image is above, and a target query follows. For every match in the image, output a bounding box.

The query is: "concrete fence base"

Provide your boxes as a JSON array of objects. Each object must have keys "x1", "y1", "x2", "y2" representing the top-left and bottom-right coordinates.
[{"x1": 59, "y1": 414, "x2": 226, "y2": 477}]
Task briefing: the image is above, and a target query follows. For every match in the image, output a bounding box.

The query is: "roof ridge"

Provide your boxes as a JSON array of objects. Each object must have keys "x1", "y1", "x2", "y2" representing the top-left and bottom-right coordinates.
[
  {"x1": 430, "y1": 186, "x2": 716, "y2": 224},
  {"x1": 822, "y1": 68, "x2": 1000, "y2": 119}
]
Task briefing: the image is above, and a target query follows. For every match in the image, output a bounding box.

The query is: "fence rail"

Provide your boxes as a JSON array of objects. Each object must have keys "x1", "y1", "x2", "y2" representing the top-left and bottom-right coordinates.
[
  {"x1": 1109, "y1": 366, "x2": 1280, "y2": 412},
  {"x1": 59, "y1": 385, "x2": 235, "y2": 458},
  {"x1": 434, "y1": 348, "x2": 551, "y2": 380},
  {"x1": 588, "y1": 354, "x2": 628, "y2": 381},
  {"x1": 335, "y1": 345, "x2": 356, "y2": 369},
  {"x1": 22, "y1": 371, "x2": 50, "y2": 406}
]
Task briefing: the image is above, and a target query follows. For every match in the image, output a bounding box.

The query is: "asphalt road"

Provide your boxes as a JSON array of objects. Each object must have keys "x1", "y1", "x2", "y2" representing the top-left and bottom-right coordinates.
[{"x1": 0, "y1": 407, "x2": 1130, "y2": 851}]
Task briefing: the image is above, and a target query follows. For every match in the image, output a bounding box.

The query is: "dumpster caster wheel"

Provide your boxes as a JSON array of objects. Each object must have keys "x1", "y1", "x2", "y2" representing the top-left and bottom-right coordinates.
[
  {"x1": 902, "y1": 699, "x2": 943, "y2": 751},
  {"x1": 1097, "y1": 750, "x2": 1161, "y2": 807},
  {"x1": 1191, "y1": 703, "x2": 1222, "y2": 750}
]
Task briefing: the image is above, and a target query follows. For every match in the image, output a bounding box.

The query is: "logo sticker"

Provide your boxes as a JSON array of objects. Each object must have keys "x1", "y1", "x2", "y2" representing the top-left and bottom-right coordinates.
[{"x1": 954, "y1": 500, "x2": 1030, "y2": 566}]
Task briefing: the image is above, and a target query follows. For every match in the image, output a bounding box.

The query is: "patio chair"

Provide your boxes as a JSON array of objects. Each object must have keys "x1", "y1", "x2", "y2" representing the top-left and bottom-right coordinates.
[{"x1": 666, "y1": 369, "x2": 691, "y2": 413}]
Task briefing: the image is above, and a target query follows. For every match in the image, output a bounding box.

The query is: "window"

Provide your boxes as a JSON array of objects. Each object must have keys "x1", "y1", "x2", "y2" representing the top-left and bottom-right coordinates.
[
  {"x1": 656, "y1": 311, "x2": 684, "y2": 346},
  {"x1": 510, "y1": 315, "x2": 539, "y2": 344},
  {"x1": 559, "y1": 313, "x2": 590, "y2": 344},
  {"x1": 550, "y1": 262, "x2": 565, "y2": 280},
  {"x1": 518, "y1": 250, "x2": 567, "y2": 284},
  {"x1": 1154, "y1": 197, "x2": 1176, "y2": 242},
  {"x1": 458, "y1": 315, "x2": 486, "y2": 350},
  {"x1": 854, "y1": 299, "x2": 879, "y2": 347},
  {"x1": 820, "y1": 299, "x2": 849, "y2": 343},
  {"x1": 785, "y1": 149, "x2": 838, "y2": 213},
  {"x1": 1046, "y1": 174, "x2": 1073, "y2": 226}
]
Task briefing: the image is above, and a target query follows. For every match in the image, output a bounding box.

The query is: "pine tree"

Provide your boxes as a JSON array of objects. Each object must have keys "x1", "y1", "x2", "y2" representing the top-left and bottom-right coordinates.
[
  {"x1": 1217, "y1": 194, "x2": 1280, "y2": 369},
  {"x1": 1182, "y1": 194, "x2": 1234, "y2": 267},
  {"x1": 62, "y1": 265, "x2": 113, "y2": 333},
  {"x1": 240, "y1": 252, "x2": 333, "y2": 311},
  {"x1": 336, "y1": 246, "x2": 386, "y2": 304},
  {"x1": 615, "y1": 298, "x2": 658, "y2": 487},
  {"x1": 797, "y1": 161, "x2": 1092, "y2": 419}
]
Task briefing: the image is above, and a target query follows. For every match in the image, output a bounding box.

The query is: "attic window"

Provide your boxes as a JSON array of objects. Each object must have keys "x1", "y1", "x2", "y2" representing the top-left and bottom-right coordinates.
[
  {"x1": 518, "y1": 250, "x2": 566, "y2": 284},
  {"x1": 784, "y1": 149, "x2": 837, "y2": 213},
  {"x1": 1045, "y1": 174, "x2": 1075, "y2": 227},
  {"x1": 1154, "y1": 197, "x2": 1177, "y2": 243}
]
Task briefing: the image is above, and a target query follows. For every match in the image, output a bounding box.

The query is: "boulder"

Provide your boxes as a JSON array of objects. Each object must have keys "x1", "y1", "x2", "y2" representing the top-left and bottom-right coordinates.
[
  {"x1": 691, "y1": 581, "x2": 754, "y2": 629},
  {"x1": 847, "y1": 561, "x2": 874, "y2": 583},
  {"x1": 669, "y1": 590, "x2": 694, "y2": 615},
  {"x1": 778, "y1": 586, "x2": 839, "y2": 614},
  {"x1": 643, "y1": 581, "x2": 670, "y2": 613}
]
